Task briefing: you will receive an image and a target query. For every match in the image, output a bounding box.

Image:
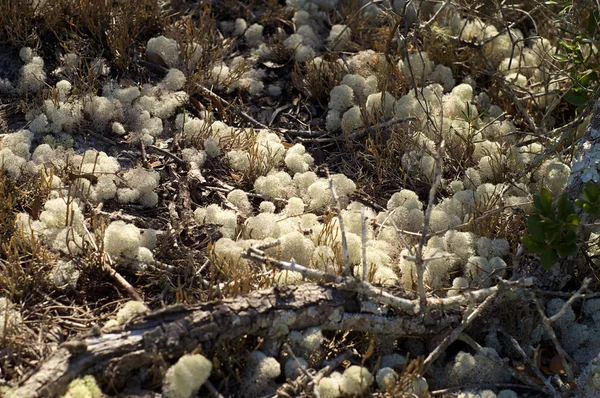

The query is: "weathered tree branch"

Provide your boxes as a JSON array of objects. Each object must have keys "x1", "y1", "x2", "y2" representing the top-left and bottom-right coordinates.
[{"x1": 9, "y1": 283, "x2": 460, "y2": 398}]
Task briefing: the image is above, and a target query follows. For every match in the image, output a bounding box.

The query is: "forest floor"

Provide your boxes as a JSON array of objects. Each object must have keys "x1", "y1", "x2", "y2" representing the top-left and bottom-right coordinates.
[{"x1": 1, "y1": 0, "x2": 600, "y2": 397}]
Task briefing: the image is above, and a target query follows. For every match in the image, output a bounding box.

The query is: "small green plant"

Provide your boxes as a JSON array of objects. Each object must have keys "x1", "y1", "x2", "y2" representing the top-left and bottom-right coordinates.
[
  {"x1": 521, "y1": 182, "x2": 600, "y2": 269},
  {"x1": 521, "y1": 188, "x2": 579, "y2": 269},
  {"x1": 551, "y1": 2, "x2": 600, "y2": 111},
  {"x1": 574, "y1": 181, "x2": 600, "y2": 216}
]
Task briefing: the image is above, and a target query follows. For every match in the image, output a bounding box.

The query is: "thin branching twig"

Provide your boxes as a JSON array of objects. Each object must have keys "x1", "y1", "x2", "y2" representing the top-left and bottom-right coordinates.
[
  {"x1": 532, "y1": 293, "x2": 576, "y2": 380},
  {"x1": 414, "y1": 140, "x2": 445, "y2": 311},
  {"x1": 423, "y1": 287, "x2": 499, "y2": 371},
  {"x1": 326, "y1": 169, "x2": 352, "y2": 277},
  {"x1": 458, "y1": 333, "x2": 551, "y2": 395},
  {"x1": 501, "y1": 329, "x2": 559, "y2": 397}
]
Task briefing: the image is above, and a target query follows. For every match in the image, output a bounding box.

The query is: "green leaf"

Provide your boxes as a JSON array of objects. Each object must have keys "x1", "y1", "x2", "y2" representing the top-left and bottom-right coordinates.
[
  {"x1": 587, "y1": 9, "x2": 599, "y2": 38},
  {"x1": 521, "y1": 236, "x2": 547, "y2": 253},
  {"x1": 558, "y1": 39, "x2": 577, "y2": 51},
  {"x1": 564, "y1": 231, "x2": 578, "y2": 245},
  {"x1": 565, "y1": 213, "x2": 579, "y2": 226},
  {"x1": 539, "y1": 188, "x2": 554, "y2": 217},
  {"x1": 564, "y1": 89, "x2": 589, "y2": 106},
  {"x1": 533, "y1": 193, "x2": 543, "y2": 212},
  {"x1": 541, "y1": 249, "x2": 558, "y2": 270},
  {"x1": 575, "y1": 198, "x2": 590, "y2": 209},
  {"x1": 547, "y1": 226, "x2": 563, "y2": 243},
  {"x1": 527, "y1": 214, "x2": 545, "y2": 241},
  {"x1": 578, "y1": 70, "x2": 596, "y2": 88},
  {"x1": 552, "y1": 54, "x2": 570, "y2": 62},
  {"x1": 556, "y1": 242, "x2": 577, "y2": 257},
  {"x1": 538, "y1": 219, "x2": 558, "y2": 227},
  {"x1": 583, "y1": 182, "x2": 600, "y2": 202},
  {"x1": 557, "y1": 193, "x2": 575, "y2": 220}
]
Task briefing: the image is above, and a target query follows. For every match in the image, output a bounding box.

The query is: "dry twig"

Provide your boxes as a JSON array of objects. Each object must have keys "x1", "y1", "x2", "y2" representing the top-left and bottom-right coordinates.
[
  {"x1": 458, "y1": 333, "x2": 551, "y2": 395},
  {"x1": 501, "y1": 329, "x2": 559, "y2": 397},
  {"x1": 423, "y1": 287, "x2": 499, "y2": 371},
  {"x1": 532, "y1": 293, "x2": 576, "y2": 380}
]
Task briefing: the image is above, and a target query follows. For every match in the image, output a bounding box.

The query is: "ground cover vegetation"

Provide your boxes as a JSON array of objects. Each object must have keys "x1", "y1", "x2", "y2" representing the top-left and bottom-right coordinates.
[{"x1": 1, "y1": 0, "x2": 600, "y2": 396}]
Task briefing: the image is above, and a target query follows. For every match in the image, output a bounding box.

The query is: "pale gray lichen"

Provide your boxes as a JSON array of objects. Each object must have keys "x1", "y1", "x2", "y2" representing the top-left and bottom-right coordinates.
[
  {"x1": 268, "y1": 310, "x2": 297, "y2": 337},
  {"x1": 570, "y1": 131, "x2": 600, "y2": 184},
  {"x1": 326, "y1": 307, "x2": 343, "y2": 326},
  {"x1": 360, "y1": 299, "x2": 389, "y2": 316}
]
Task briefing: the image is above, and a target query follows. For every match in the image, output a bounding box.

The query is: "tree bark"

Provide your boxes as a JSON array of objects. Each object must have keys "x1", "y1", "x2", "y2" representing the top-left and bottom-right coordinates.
[{"x1": 10, "y1": 283, "x2": 460, "y2": 398}]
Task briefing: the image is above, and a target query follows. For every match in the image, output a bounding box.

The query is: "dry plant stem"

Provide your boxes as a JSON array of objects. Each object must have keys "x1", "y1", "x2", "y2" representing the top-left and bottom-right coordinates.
[
  {"x1": 502, "y1": 330, "x2": 559, "y2": 397},
  {"x1": 201, "y1": 182, "x2": 288, "y2": 203},
  {"x1": 141, "y1": 59, "x2": 332, "y2": 138},
  {"x1": 512, "y1": 244, "x2": 524, "y2": 280},
  {"x1": 284, "y1": 342, "x2": 315, "y2": 381},
  {"x1": 312, "y1": 348, "x2": 353, "y2": 384},
  {"x1": 473, "y1": 45, "x2": 540, "y2": 135},
  {"x1": 361, "y1": 207, "x2": 367, "y2": 281},
  {"x1": 276, "y1": 343, "x2": 316, "y2": 397},
  {"x1": 458, "y1": 333, "x2": 550, "y2": 395},
  {"x1": 142, "y1": 259, "x2": 177, "y2": 274},
  {"x1": 327, "y1": 0, "x2": 383, "y2": 51},
  {"x1": 326, "y1": 169, "x2": 351, "y2": 277},
  {"x1": 426, "y1": 277, "x2": 535, "y2": 309},
  {"x1": 297, "y1": 117, "x2": 416, "y2": 144},
  {"x1": 139, "y1": 59, "x2": 270, "y2": 130},
  {"x1": 422, "y1": 287, "x2": 499, "y2": 372},
  {"x1": 514, "y1": 85, "x2": 600, "y2": 183},
  {"x1": 532, "y1": 290, "x2": 600, "y2": 298},
  {"x1": 81, "y1": 224, "x2": 142, "y2": 301},
  {"x1": 310, "y1": 349, "x2": 353, "y2": 396},
  {"x1": 146, "y1": 144, "x2": 186, "y2": 168},
  {"x1": 415, "y1": 140, "x2": 445, "y2": 311},
  {"x1": 548, "y1": 277, "x2": 590, "y2": 323},
  {"x1": 101, "y1": 260, "x2": 143, "y2": 301},
  {"x1": 532, "y1": 293, "x2": 576, "y2": 380},
  {"x1": 244, "y1": 247, "x2": 343, "y2": 284},
  {"x1": 195, "y1": 84, "x2": 269, "y2": 130},
  {"x1": 204, "y1": 380, "x2": 226, "y2": 398},
  {"x1": 139, "y1": 141, "x2": 149, "y2": 168},
  {"x1": 425, "y1": 198, "x2": 533, "y2": 240},
  {"x1": 420, "y1": 0, "x2": 450, "y2": 30}
]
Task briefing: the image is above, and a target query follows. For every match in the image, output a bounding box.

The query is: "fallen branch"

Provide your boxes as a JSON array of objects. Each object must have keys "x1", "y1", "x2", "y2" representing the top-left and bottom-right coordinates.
[
  {"x1": 243, "y1": 246, "x2": 535, "y2": 314},
  {"x1": 9, "y1": 283, "x2": 460, "y2": 398},
  {"x1": 501, "y1": 329, "x2": 559, "y2": 397},
  {"x1": 532, "y1": 292, "x2": 576, "y2": 381},
  {"x1": 458, "y1": 333, "x2": 551, "y2": 395},
  {"x1": 423, "y1": 286, "x2": 500, "y2": 372}
]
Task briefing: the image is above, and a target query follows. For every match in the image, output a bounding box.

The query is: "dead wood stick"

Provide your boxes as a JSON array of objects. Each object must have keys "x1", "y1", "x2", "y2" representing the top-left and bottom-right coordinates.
[
  {"x1": 326, "y1": 169, "x2": 352, "y2": 276},
  {"x1": 415, "y1": 140, "x2": 445, "y2": 311},
  {"x1": 423, "y1": 287, "x2": 499, "y2": 372},
  {"x1": 80, "y1": 225, "x2": 143, "y2": 301},
  {"x1": 547, "y1": 277, "x2": 590, "y2": 324},
  {"x1": 531, "y1": 293, "x2": 576, "y2": 381},
  {"x1": 245, "y1": 245, "x2": 535, "y2": 313},
  {"x1": 501, "y1": 330, "x2": 559, "y2": 397},
  {"x1": 9, "y1": 283, "x2": 458, "y2": 398},
  {"x1": 458, "y1": 333, "x2": 550, "y2": 395}
]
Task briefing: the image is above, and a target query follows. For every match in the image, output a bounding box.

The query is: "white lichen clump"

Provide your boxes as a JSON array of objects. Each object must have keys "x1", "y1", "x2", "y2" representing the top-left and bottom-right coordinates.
[
  {"x1": 62, "y1": 375, "x2": 103, "y2": 398},
  {"x1": 340, "y1": 366, "x2": 373, "y2": 395},
  {"x1": 163, "y1": 354, "x2": 213, "y2": 398},
  {"x1": 241, "y1": 351, "x2": 281, "y2": 397}
]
